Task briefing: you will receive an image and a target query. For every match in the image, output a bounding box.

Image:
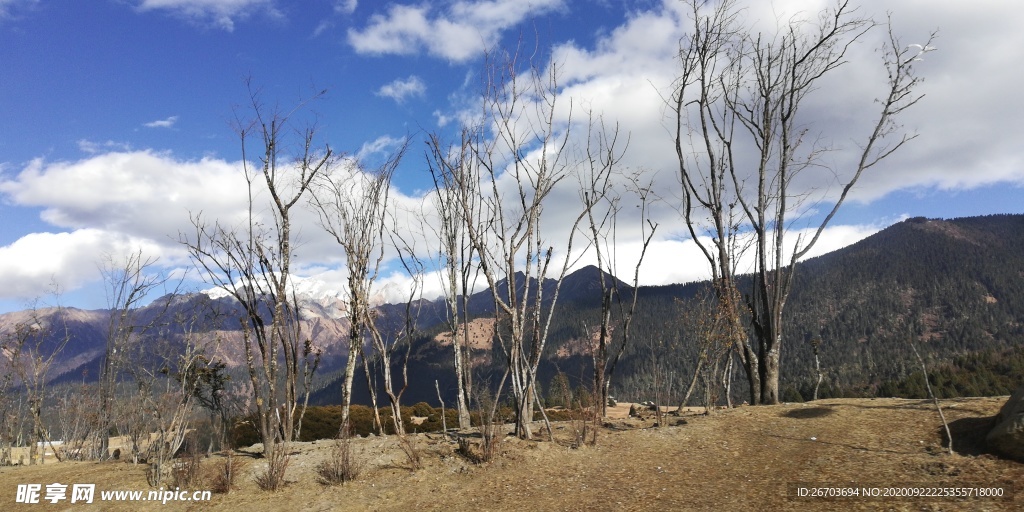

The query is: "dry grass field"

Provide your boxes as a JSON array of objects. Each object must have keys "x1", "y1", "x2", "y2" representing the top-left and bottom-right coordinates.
[{"x1": 1, "y1": 397, "x2": 1020, "y2": 511}]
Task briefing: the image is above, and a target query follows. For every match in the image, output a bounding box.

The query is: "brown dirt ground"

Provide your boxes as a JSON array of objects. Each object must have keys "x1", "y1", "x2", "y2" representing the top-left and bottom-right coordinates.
[{"x1": 1, "y1": 397, "x2": 1021, "y2": 511}]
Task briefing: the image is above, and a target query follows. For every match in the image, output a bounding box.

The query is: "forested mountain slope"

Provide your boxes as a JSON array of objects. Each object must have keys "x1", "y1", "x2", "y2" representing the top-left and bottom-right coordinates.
[
  {"x1": 610, "y1": 214, "x2": 1024, "y2": 402},
  {"x1": 4, "y1": 215, "x2": 1021, "y2": 407},
  {"x1": 317, "y1": 214, "x2": 1024, "y2": 406}
]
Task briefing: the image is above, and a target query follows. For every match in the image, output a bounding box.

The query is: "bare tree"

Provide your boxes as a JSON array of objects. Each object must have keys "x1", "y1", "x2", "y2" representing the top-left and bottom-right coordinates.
[
  {"x1": 907, "y1": 339, "x2": 953, "y2": 455},
  {"x1": 672, "y1": 0, "x2": 933, "y2": 404},
  {"x1": 50, "y1": 381, "x2": 97, "y2": 461},
  {"x1": 677, "y1": 281, "x2": 743, "y2": 413},
  {"x1": 308, "y1": 142, "x2": 407, "y2": 433},
  {"x1": 671, "y1": 0, "x2": 759, "y2": 405},
  {"x1": 0, "y1": 340, "x2": 21, "y2": 465},
  {"x1": 439, "y1": 48, "x2": 599, "y2": 440},
  {"x1": 426, "y1": 128, "x2": 482, "y2": 430},
  {"x1": 809, "y1": 336, "x2": 824, "y2": 401},
  {"x1": 576, "y1": 115, "x2": 658, "y2": 418},
  {"x1": 94, "y1": 250, "x2": 166, "y2": 460},
  {"x1": 364, "y1": 231, "x2": 424, "y2": 437},
  {"x1": 132, "y1": 300, "x2": 219, "y2": 486},
  {"x1": 2, "y1": 298, "x2": 71, "y2": 465},
  {"x1": 183, "y1": 84, "x2": 328, "y2": 467}
]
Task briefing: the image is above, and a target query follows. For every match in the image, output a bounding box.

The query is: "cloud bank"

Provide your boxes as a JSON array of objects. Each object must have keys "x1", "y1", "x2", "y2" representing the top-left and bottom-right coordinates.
[
  {"x1": 2, "y1": 0, "x2": 1023, "y2": 309},
  {"x1": 134, "y1": 0, "x2": 281, "y2": 30},
  {"x1": 348, "y1": 0, "x2": 566, "y2": 61}
]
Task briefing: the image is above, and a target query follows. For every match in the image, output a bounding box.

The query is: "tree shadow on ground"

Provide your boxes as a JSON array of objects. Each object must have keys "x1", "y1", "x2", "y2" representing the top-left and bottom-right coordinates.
[{"x1": 781, "y1": 406, "x2": 835, "y2": 419}]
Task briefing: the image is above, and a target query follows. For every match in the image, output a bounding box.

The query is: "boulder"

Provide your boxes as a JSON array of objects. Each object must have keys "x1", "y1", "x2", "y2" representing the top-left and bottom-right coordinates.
[{"x1": 986, "y1": 386, "x2": 1024, "y2": 461}]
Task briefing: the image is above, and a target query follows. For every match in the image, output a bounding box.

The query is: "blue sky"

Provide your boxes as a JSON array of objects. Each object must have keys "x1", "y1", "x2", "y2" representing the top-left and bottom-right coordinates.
[{"x1": 1, "y1": 0, "x2": 1022, "y2": 313}]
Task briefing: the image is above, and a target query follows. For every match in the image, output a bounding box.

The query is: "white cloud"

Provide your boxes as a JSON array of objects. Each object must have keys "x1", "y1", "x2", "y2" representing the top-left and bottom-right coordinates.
[
  {"x1": 355, "y1": 135, "x2": 407, "y2": 164},
  {"x1": 312, "y1": 0, "x2": 358, "y2": 37},
  {"x1": 6, "y1": 0, "x2": 1024, "y2": 310},
  {"x1": 0, "y1": 151, "x2": 249, "y2": 239},
  {"x1": 77, "y1": 139, "x2": 133, "y2": 154},
  {"x1": 0, "y1": 0, "x2": 37, "y2": 19},
  {"x1": 143, "y1": 115, "x2": 178, "y2": 128},
  {"x1": 0, "y1": 229, "x2": 170, "y2": 300},
  {"x1": 0, "y1": 147, "x2": 429, "y2": 303},
  {"x1": 334, "y1": 0, "x2": 356, "y2": 15},
  {"x1": 413, "y1": 0, "x2": 969, "y2": 295},
  {"x1": 537, "y1": 0, "x2": 1024, "y2": 223},
  {"x1": 134, "y1": 0, "x2": 281, "y2": 31},
  {"x1": 312, "y1": 19, "x2": 333, "y2": 37},
  {"x1": 573, "y1": 221, "x2": 887, "y2": 290},
  {"x1": 375, "y1": 75, "x2": 425, "y2": 103},
  {"x1": 348, "y1": 0, "x2": 565, "y2": 61}
]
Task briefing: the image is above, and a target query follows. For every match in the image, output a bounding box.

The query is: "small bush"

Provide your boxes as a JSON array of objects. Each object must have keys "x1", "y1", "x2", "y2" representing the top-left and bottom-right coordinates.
[
  {"x1": 347, "y1": 405, "x2": 378, "y2": 437},
  {"x1": 397, "y1": 434, "x2": 422, "y2": 471},
  {"x1": 208, "y1": 451, "x2": 243, "y2": 494},
  {"x1": 297, "y1": 405, "x2": 380, "y2": 439},
  {"x1": 458, "y1": 389, "x2": 504, "y2": 463},
  {"x1": 299, "y1": 406, "x2": 345, "y2": 442},
  {"x1": 455, "y1": 436, "x2": 480, "y2": 463},
  {"x1": 316, "y1": 424, "x2": 361, "y2": 485},
  {"x1": 411, "y1": 402, "x2": 435, "y2": 417},
  {"x1": 254, "y1": 443, "x2": 290, "y2": 492},
  {"x1": 171, "y1": 439, "x2": 204, "y2": 489},
  {"x1": 410, "y1": 407, "x2": 458, "y2": 433},
  {"x1": 544, "y1": 408, "x2": 573, "y2": 422}
]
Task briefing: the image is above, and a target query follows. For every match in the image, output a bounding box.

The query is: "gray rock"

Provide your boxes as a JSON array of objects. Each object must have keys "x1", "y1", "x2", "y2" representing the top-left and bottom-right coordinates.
[{"x1": 986, "y1": 386, "x2": 1024, "y2": 461}]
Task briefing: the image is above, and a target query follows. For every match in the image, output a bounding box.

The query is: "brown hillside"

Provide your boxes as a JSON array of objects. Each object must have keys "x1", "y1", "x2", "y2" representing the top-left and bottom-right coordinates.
[{"x1": 0, "y1": 397, "x2": 1020, "y2": 511}]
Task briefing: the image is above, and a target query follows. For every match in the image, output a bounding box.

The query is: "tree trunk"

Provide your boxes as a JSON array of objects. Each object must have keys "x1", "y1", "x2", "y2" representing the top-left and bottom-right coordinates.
[
  {"x1": 453, "y1": 322, "x2": 471, "y2": 429},
  {"x1": 339, "y1": 326, "x2": 361, "y2": 435},
  {"x1": 761, "y1": 345, "x2": 781, "y2": 405},
  {"x1": 813, "y1": 352, "x2": 822, "y2": 401},
  {"x1": 678, "y1": 357, "x2": 703, "y2": 411},
  {"x1": 723, "y1": 353, "x2": 734, "y2": 408}
]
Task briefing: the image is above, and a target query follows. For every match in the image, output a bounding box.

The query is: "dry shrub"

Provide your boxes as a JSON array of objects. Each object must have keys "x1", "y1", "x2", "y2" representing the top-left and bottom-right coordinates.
[
  {"x1": 170, "y1": 441, "x2": 204, "y2": 489},
  {"x1": 254, "y1": 442, "x2": 290, "y2": 491},
  {"x1": 208, "y1": 450, "x2": 243, "y2": 494},
  {"x1": 455, "y1": 436, "x2": 491, "y2": 464},
  {"x1": 469, "y1": 422, "x2": 504, "y2": 463},
  {"x1": 550, "y1": 371, "x2": 598, "y2": 448},
  {"x1": 567, "y1": 396, "x2": 599, "y2": 449},
  {"x1": 457, "y1": 389, "x2": 504, "y2": 463},
  {"x1": 316, "y1": 423, "x2": 361, "y2": 485},
  {"x1": 397, "y1": 434, "x2": 421, "y2": 470}
]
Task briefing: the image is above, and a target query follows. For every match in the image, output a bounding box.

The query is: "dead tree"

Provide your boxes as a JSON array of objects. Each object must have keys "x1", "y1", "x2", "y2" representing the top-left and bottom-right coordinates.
[
  {"x1": 132, "y1": 300, "x2": 218, "y2": 486},
  {"x1": 309, "y1": 142, "x2": 407, "y2": 433},
  {"x1": 676, "y1": 282, "x2": 742, "y2": 413},
  {"x1": 810, "y1": 336, "x2": 824, "y2": 401},
  {"x1": 577, "y1": 115, "x2": 658, "y2": 418},
  {"x1": 441, "y1": 48, "x2": 598, "y2": 440},
  {"x1": 2, "y1": 299, "x2": 72, "y2": 465},
  {"x1": 0, "y1": 333, "x2": 19, "y2": 465},
  {"x1": 363, "y1": 230, "x2": 424, "y2": 437},
  {"x1": 95, "y1": 250, "x2": 165, "y2": 460},
  {"x1": 183, "y1": 84, "x2": 328, "y2": 464},
  {"x1": 672, "y1": 0, "x2": 933, "y2": 404},
  {"x1": 426, "y1": 128, "x2": 482, "y2": 430},
  {"x1": 908, "y1": 337, "x2": 953, "y2": 456}
]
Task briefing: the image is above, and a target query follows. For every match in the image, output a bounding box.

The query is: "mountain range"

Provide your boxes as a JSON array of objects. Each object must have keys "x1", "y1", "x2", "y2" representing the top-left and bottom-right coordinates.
[{"x1": 2, "y1": 214, "x2": 1022, "y2": 406}]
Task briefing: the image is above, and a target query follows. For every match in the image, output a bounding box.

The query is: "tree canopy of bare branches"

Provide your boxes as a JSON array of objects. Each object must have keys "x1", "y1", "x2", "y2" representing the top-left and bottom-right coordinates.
[
  {"x1": 671, "y1": 0, "x2": 934, "y2": 404},
  {"x1": 428, "y1": 47, "x2": 612, "y2": 440},
  {"x1": 2, "y1": 297, "x2": 71, "y2": 465},
  {"x1": 309, "y1": 142, "x2": 407, "y2": 435},
  {"x1": 182, "y1": 84, "x2": 328, "y2": 460},
  {"x1": 576, "y1": 115, "x2": 658, "y2": 418}
]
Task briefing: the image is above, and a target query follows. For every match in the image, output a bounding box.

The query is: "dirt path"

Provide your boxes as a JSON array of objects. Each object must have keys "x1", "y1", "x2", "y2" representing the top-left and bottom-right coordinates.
[{"x1": 1, "y1": 397, "x2": 1019, "y2": 511}]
